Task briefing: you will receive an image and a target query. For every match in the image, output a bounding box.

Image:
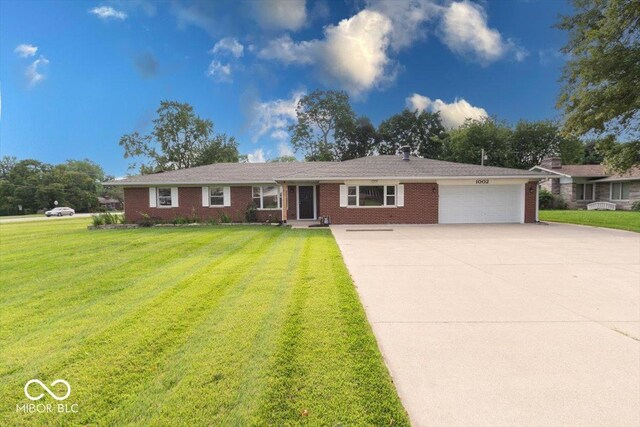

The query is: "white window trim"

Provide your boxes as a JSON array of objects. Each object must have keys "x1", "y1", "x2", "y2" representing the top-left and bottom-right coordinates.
[
  {"x1": 576, "y1": 183, "x2": 595, "y2": 201},
  {"x1": 156, "y1": 187, "x2": 175, "y2": 208},
  {"x1": 610, "y1": 182, "x2": 629, "y2": 201},
  {"x1": 209, "y1": 186, "x2": 225, "y2": 207},
  {"x1": 252, "y1": 185, "x2": 282, "y2": 210},
  {"x1": 345, "y1": 184, "x2": 399, "y2": 208}
]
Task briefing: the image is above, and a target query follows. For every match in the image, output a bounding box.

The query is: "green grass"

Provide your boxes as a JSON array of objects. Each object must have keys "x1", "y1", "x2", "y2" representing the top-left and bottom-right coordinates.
[
  {"x1": 0, "y1": 219, "x2": 409, "y2": 426},
  {"x1": 539, "y1": 209, "x2": 640, "y2": 232}
]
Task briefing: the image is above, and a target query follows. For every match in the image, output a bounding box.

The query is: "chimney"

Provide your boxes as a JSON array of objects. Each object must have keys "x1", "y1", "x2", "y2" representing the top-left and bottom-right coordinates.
[
  {"x1": 401, "y1": 146, "x2": 411, "y2": 161},
  {"x1": 540, "y1": 156, "x2": 562, "y2": 169}
]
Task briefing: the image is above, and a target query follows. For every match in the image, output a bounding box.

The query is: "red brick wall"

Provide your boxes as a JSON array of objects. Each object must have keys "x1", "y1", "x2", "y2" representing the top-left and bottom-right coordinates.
[
  {"x1": 123, "y1": 186, "x2": 282, "y2": 223},
  {"x1": 524, "y1": 181, "x2": 538, "y2": 223},
  {"x1": 318, "y1": 183, "x2": 438, "y2": 224}
]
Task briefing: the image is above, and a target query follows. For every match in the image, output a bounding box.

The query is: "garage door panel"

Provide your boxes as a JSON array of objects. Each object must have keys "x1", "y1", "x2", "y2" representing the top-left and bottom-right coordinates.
[{"x1": 439, "y1": 185, "x2": 523, "y2": 224}]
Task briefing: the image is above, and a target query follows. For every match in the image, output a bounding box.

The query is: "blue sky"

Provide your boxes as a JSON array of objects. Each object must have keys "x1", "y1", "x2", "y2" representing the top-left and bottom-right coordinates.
[{"x1": 0, "y1": 0, "x2": 572, "y2": 176}]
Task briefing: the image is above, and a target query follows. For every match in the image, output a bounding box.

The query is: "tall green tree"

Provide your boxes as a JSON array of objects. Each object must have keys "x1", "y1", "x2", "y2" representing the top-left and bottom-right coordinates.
[
  {"x1": 288, "y1": 90, "x2": 356, "y2": 161},
  {"x1": 378, "y1": 110, "x2": 446, "y2": 159},
  {"x1": 335, "y1": 116, "x2": 380, "y2": 160},
  {"x1": 510, "y1": 120, "x2": 564, "y2": 169},
  {"x1": 582, "y1": 139, "x2": 604, "y2": 164},
  {"x1": 556, "y1": 0, "x2": 639, "y2": 171},
  {"x1": 442, "y1": 118, "x2": 512, "y2": 167},
  {"x1": 119, "y1": 101, "x2": 240, "y2": 174}
]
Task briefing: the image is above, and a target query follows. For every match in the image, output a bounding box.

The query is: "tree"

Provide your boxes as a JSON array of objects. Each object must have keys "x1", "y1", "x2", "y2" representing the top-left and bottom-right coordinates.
[
  {"x1": 0, "y1": 156, "x2": 17, "y2": 179},
  {"x1": 335, "y1": 116, "x2": 380, "y2": 160},
  {"x1": 596, "y1": 138, "x2": 640, "y2": 172},
  {"x1": 268, "y1": 156, "x2": 298, "y2": 163},
  {"x1": 192, "y1": 134, "x2": 241, "y2": 166},
  {"x1": 288, "y1": 90, "x2": 356, "y2": 161},
  {"x1": 119, "y1": 101, "x2": 240, "y2": 173},
  {"x1": 556, "y1": 0, "x2": 640, "y2": 171},
  {"x1": 441, "y1": 118, "x2": 512, "y2": 167},
  {"x1": 558, "y1": 135, "x2": 585, "y2": 165},
  {"x1": 509, "y1": 120, "x2": 564, "y2": 169},
  {"x1": 582, "y1": 140, "x2": 603, "y2": 164},
  {"x1": 378, "y1": 110, "x2": 446, "y2": 159}
]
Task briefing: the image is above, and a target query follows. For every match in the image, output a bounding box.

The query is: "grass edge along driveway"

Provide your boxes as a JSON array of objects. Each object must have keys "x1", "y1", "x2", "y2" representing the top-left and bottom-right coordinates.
[
  {"x1": 0, "y1": 219, "x2": 409, "y2": 426},
  {"x1": 539, "y1": 209, "x2": 640, "y2": 233}
]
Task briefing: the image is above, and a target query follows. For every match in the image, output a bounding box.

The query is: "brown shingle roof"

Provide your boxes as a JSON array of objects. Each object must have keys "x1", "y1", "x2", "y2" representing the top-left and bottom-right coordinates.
[{"x1": 106, "y1": 155, "x2": 549, "y2": 186}]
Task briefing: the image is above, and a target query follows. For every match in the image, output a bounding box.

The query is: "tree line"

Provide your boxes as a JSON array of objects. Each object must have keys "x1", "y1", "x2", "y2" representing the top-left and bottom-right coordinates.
[
  {"x1": 0, "y1": 157, "x2": 121, "y2": 215},
  {"x1": 288, "y1": 89, "x2": 607, "y2": 169}
]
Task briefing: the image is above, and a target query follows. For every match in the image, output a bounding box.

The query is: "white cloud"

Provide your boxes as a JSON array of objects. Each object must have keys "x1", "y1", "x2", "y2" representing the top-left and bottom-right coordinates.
[
  {"x1": 89, "y1": 6, "x2": 128, "y2": 20},
  {"x1": 366, "y1": 0, "x2": 441, "y2": 51},
  {"x1": 439, "y1": 1, "x2": 526, "y2": 64},
  {"x1": 259, "y1": 10, "x2": 393, "y2": 96},
  {"x1": 278, "y1": 142, "x2": 295, "y2": 157},
  {"x1": 253, "y1": 0, "x2": 307, "y2": 31},
  {"x1": 25, "y1": 56, "x2": 49, "y2": 88},
  {"x1": 249, "y1": 91, "x2": 303, "y2": 142},
  {"x1": 247, "y1": 148, "x2": 266, "y2": 163},
  {"x1": 211, "y1": 37, "x2": 244, "y2": 58},
  {"x1": 14, "y1": 44, "x2": 38, "y2": 58},
  {"x1": 206, "y1": 61, "x2": 232, "y2": 83},
  {"x1": 406, "y1": 93, "x2": 488, "y2": 129},
  {"x1": 258, "y1": 35, "x2": 317, "y2": 64}
]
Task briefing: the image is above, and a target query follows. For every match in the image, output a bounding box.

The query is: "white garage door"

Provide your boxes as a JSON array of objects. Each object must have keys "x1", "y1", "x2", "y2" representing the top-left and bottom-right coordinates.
[{"x1": 439, "y1": 184, "x2": 523, "y2": 224}]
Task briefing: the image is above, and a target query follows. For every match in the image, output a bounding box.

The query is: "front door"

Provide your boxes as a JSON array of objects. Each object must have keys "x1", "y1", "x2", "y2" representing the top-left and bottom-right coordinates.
[{"x1": 298, "y1": 186, "x2": 315, "y2": 219}]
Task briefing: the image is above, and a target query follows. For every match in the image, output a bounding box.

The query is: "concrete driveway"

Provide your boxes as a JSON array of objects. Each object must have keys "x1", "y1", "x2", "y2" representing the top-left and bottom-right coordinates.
[{"x1": 331, "y1": 223, "x2": 640, "y2": 426}]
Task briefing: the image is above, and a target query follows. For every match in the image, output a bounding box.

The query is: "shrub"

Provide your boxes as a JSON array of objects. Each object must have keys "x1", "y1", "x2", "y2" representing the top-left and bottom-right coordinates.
[
  {"x1": 539, "y1": 188, "x2": 567, "y2": 210},
  {"x1": 91, "y1": 215, "x2": 105, "y2": 226},
  {"x1": 91, "y1": 212, "x2": 124, "y2": 226},
  {"x1": 219, "y1": 213, "x2": 232, "y2": 223},
  {"x1": 245, "y1": 203, "x2": 258, "y2": 223},
  {"x1": 632, "y1": 201, "x2": 640, "y2": 211},
  {"x1": 206, "y1": 217, "x2": 219, "y2": 225},
  {"x1": 538, "y1": 189, "x2": 553, "y2": 210},
  {"x1": 137, "y1": 212, "x2": 161, "y2": 227}
]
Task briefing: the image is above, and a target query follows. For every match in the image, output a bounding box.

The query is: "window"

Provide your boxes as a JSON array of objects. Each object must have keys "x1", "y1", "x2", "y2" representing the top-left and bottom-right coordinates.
[
  {"x1": 386, "y1": 186, "x2": 395, "y2": 206},
  {"x1": 347, "y1": 186, "x2": 357, "y2": 206},
  {"x1": 158, "y1": 188, "x2": 172, "y2": 206},
  {"x1": 210, "y1": 187, "x2": 224, "y2": 206},
  {"x1": 347, "y1": 185, "x2": 397, "y2": 207},
  {"x1": 359, "y1": 186, "x2": 384, "y2": 206},
  {"x1": 576, "y1": 183, "x2": 594, "y2": 201},
  {"x1": 252, "y1": 186, "x2": 281, "y2": 209},
  {"x1": 611, "y1": 182, "x2": 630, "y2": 200}
]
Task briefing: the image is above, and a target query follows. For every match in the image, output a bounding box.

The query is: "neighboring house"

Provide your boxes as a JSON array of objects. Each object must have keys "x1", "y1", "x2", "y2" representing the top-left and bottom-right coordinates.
[
  {"x1": 104, "y1": 152, "x2": 551, "y2": 225},
  {"x1": 531, "y1": 157, "x2": 640, "y2": 210},
  {"x1": 97, "y1": 196, "x2": 123, "y2": 211}
]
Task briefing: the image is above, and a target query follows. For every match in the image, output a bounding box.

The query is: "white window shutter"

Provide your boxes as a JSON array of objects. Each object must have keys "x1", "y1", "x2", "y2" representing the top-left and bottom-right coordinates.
[
  {"x1": 171, "y1": 187, "x2": 179, "y2": 207},
  {"x1": 202, "y1": 187, "x2": 210, "y2": 207},
  {"x1": 223, "y1": 186, "x2": 231, "y2": 206},
  {"x1": 149, "y1": 187, "x2": 157, "y2": 208},
  {"x1": 397, "y1": 184, "x2": 404, "y2": 207},
  {"x1": 339, "y1": 185, "x2": 348, "y2": 207}
]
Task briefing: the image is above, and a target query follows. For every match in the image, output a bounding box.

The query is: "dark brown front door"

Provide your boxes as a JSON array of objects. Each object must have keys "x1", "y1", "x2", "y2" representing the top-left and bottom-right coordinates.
[{"x1": 298, "y1": 186, "x2": 314, "y2": 219}]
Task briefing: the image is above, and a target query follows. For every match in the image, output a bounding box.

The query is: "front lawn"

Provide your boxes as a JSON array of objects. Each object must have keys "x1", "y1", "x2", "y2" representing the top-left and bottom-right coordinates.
[
  {"x1": 539, "y1": 209, "x2": 640, "y2": 232},
  {"x1": 0, "y1": 219, "x2": 409, "y2": 426}
]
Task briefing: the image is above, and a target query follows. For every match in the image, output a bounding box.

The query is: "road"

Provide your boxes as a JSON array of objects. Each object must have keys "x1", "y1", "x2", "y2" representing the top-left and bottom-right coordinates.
[{"x1": 0, "y1": 213, "x2": 97, "y2": 224}]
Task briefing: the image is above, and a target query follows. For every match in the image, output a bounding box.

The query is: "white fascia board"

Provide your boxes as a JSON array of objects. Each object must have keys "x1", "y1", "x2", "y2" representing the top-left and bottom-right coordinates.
[{"x1": 529, "y1": 166, "x2": 571, "y2": 177}]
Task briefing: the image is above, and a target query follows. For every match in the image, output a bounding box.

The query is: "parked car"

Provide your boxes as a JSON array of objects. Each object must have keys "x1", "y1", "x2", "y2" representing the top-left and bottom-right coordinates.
[{"x1": 45, "y1": 207, "x2": 75, "y2": 217}]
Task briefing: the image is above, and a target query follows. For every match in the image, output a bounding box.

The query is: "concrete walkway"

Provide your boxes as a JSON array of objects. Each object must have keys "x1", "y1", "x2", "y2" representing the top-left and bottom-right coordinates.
[{"x1": 331, "y1": 223, "x2": 640, "y2": 426}]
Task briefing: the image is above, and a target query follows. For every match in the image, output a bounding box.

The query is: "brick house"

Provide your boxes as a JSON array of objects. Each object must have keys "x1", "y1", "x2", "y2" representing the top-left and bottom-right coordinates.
[
  {"x1": 531, "y1": 157, "x2": 640, "y2": 210},
  {"x1": 105, "y1": 153, "x2": 551, "y2": 225}
]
